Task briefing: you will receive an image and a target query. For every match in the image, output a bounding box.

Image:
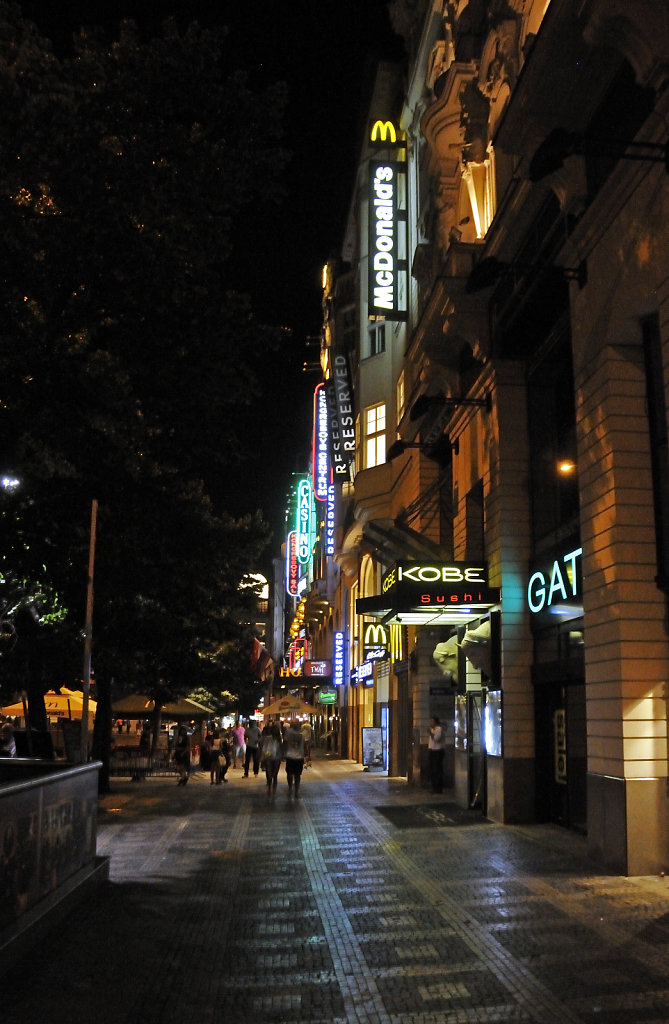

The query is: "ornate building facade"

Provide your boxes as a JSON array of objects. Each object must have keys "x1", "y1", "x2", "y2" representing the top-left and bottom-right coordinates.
[{"x1": 293, "y1": 0, "x2": 669, "y2": 874}]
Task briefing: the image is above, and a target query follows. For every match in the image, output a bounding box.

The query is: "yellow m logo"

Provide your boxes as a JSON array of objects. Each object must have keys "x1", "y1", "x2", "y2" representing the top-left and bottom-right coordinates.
[
  {"x1": 364, "y1": 622, "x2": 388, "y2": 647},
  {"x1": 370, "y1": 120, "x2": 397, "y2": 144}
]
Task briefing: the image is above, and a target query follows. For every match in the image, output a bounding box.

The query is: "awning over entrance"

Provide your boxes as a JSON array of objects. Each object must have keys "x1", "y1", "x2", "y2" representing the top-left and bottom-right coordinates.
[{"x1": 356, "y1": 560, "x2": 500, "y2": 626}]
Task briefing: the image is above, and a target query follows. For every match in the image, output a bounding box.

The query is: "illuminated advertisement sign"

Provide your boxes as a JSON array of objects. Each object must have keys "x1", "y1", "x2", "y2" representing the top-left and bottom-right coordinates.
[
  {"x1": 381, "y1": 561, "x2": 499, "y2": 607},
  {"x1": 296, "y1": 477, "x2": 314, "y2": 566},
  {"x1": 304, "y1": 660, "x2": 331, "y2": 677},
  {"x1": 312, "y1": 383, "x2": 329, "y2": 502},
  {"x1": 527, "y1": 545, "x2": 582, "y2": 620},
  {"x1": 326, "y1": 483, "x2": 335, "y2": 556},
  {"x1": 368, "y1": 160, "x2": 405, "y2": 319},
  {"x1": 370, "y1": 119, "x2": 397, "y2": 144},
  {"x1": 286, "y1": 530, "x2": 298, "y2": 597},
  {"x1": 351, "y1": 660, "x2": 374, "y2": 687},
  {"x1": 363, "y1": 621, "x2": 389, "y2": 661},
  {"x1": 326, "y1": 350, "x2": 355, "y2": 480},
  {"x1": 289, "y1": 638, "x2": 306, "y2": 672},
  {"x1": 333, "y1": 631, "x2": 345, "y2": 686}
]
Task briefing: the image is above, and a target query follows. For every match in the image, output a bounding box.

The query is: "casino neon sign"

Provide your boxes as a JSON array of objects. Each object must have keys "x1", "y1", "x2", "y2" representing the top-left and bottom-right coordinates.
[{"x1": 296, "y1": 477, "x2": 314, "y2": 566}]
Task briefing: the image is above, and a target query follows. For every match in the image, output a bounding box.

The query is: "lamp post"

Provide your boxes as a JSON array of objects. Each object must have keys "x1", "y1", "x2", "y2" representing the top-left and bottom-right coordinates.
[{"x1": 80, "y1": 499, "x2": 98, "y2": 764}]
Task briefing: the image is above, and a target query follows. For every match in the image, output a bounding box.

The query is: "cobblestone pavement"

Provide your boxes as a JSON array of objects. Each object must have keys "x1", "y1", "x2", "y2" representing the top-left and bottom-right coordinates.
[{"x1": 5, "y1": 754, "x2": 669, "y2": 1024}]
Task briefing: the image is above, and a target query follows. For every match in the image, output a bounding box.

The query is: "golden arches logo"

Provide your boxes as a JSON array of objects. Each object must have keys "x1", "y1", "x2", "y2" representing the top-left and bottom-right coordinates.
[
  {"x1": 364, "y1": 622, "x2": 389, "y2": 647},
  {"x1": 370, "y1": 120, "x2": 397, "y2": 144}
]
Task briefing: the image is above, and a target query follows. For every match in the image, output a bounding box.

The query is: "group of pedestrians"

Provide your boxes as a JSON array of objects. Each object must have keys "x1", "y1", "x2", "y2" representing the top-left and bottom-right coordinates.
[{"x1": 197, "y1": 718, "x2": 312, "y2": 797}]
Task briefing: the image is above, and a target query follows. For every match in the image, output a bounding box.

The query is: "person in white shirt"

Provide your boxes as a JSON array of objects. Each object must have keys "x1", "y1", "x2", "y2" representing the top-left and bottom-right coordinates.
[
  {"x1": 428, "y1": 716, "x2": 446, "y2": 793},
  {"x1": 283, "y1": 720, "x2": 305, "y2": 797}
]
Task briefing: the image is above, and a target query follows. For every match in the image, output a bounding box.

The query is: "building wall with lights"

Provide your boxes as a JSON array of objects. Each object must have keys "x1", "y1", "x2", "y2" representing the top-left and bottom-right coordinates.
[{"x1": 287, "y1": 0, "x2": 669, "y2": 875}]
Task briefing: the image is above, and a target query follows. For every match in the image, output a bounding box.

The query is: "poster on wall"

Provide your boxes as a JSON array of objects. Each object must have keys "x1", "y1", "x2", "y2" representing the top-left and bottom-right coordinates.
[{"x1": 362, "y1": 726, "x2": 384, "y2": 770}]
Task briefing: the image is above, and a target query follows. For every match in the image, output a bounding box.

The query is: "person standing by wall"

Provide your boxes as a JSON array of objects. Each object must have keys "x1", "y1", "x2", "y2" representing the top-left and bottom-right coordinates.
[{"x1": 428, "y1": 716, "x2": 446, "y2": 794}]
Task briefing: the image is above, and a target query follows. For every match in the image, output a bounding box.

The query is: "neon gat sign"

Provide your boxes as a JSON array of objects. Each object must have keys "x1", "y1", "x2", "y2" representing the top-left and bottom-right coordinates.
[{"x1": 527, "y1": 547, "x2": 582, "y2": 614}]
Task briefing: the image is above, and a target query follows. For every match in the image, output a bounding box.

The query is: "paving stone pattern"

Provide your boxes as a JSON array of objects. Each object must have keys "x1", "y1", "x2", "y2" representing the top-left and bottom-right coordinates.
[{"x1": 4, "y1": 756, "x2": 669, "y2": 1024}]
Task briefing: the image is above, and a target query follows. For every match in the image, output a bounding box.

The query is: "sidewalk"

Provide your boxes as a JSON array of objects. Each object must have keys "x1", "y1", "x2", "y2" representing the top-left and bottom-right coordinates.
[{"x1": 4, "y1": 753, "x2": 669, "y2": 1024}]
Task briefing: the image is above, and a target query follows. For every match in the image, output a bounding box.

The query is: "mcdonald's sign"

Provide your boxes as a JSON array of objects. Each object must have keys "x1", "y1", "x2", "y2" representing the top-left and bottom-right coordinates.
[
  {"x1": 363, "y1": 620, "x2": 389, "y2": 661},
  {"x1": 370, "y1": 119, "x2": 397, "y2": 145}
]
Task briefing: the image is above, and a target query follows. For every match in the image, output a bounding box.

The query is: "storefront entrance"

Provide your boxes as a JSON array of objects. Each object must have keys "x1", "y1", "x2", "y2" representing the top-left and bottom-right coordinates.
[{"x1": 533, "y1": 670, "x2": 586, "y2": 831}]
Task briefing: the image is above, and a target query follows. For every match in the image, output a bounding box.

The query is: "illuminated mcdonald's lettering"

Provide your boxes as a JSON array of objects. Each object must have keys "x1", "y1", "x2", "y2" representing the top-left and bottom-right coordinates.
[{"x1": 370, "y1": 119, "x2": 397, "y2": 144}]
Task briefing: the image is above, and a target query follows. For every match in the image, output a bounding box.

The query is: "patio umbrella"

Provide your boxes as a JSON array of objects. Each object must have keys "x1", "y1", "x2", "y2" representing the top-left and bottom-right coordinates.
[
  {"x1": 1, "y1": 687, "x2": 97, "y2": 721},
  {"x1": 112, "y1": 694, "x2": 213, "y2": 718},
  {"x1": 261, "y1": 695, "x2": 310, "y2": 717}
]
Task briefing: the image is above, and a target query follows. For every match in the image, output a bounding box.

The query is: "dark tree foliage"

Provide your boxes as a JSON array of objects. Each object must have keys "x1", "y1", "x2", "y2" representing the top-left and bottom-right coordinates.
[{"x1": 0, "y1": 4, "x2": 287, "y2": 762}]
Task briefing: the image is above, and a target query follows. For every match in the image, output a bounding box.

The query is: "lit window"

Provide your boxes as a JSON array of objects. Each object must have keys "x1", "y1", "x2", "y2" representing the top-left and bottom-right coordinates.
[{"x1": 365, "y1": 403, "x2": 386, "y2": 468}]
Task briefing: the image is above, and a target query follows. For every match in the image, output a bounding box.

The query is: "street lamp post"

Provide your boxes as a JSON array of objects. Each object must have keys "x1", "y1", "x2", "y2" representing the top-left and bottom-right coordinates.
[{"x1": 80, "y1": 499, "x2": 98, "y2": 764}]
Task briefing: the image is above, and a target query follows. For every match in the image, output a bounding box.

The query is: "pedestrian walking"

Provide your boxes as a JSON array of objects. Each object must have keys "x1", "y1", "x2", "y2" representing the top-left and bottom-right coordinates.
[
  {"x1": 301, "y1": 719, "x2": 313, "y2": 767},
  {"x1": 173, "y1": 726, "x2": 190, "y2": 785},
  {"x1": 232, "y1": 722, "x2": 245, "y2": 768},
  {"x1": 260, "y1": 723, "x2": 282, "y2": 795},
  {"x1": 243, "y1": 719, "x2": 261, "y2": 777},
  {"x1": 209, "y1": 730, "x2": 222, "y2": 785},
  {"x1": 428, "y1": 716, "x2": 446, "y2": 793},
  {"x1": 219, "y1": 732, "x2": 231, "y2": 783},
  {"x1": 283, "y1": 720, "x2": 305, "y2": 797}
]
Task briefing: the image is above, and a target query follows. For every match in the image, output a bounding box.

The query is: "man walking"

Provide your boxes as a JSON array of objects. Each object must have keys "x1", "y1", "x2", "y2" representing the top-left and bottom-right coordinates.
[{"x1": 243, "y1": 719, "x2": 261, "y2": 777}]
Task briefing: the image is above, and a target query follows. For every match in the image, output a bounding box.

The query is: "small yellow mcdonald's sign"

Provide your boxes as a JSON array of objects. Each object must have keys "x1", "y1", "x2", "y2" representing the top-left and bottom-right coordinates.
[
  {"x1": 364, "y1": 622, "x2": 389, "y2": 647},
  {"x1": 370, "y1": 120, "x2": 397, "y2": 144}
]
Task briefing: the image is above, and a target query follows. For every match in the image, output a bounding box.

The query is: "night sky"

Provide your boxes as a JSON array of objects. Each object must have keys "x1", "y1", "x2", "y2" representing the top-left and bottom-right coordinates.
[{"x1": 17, "y1": 1, "x2": 406, "y2": 545}]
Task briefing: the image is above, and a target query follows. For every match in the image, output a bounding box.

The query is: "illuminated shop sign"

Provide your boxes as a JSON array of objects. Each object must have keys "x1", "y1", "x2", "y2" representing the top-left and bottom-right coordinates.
[
  {"x1": 312, "y1": 384, "x2": 329, "y2": 502},
  {"x1": 304, "y1": 660, "x2": 331, "y2": 677},
  {"x1": 380, "y1": 562, "x2": 498, "y2": 607},
  {"x1": 296, "y1": 477, "x2": 314, "y2": 566},
  {"x1": 527, "y1": 546, "x2": 582, "y2": 618},
  {"x1": 289, "y1": 638, "x2": 306, "y2": 672},
  {"x1": 370, "y1": 120, "x2": 397, "y2": 144},
  {"x1": 327, "y1": 350, "x2": 355, "y2": 480},
  {"x1": 333, "y1": 631, "x2": 345, "y2": 686},
  {"x1": 363, "y1": 621, "x2": 389, "y2": 661},
  {"x1": 351, "y1": 660, "x2": 374, "y2": 687},
  {"x1": 286, "y1": 530, "x2": 298, "y2": 597},
  {"x1": 326, "y1": 483, "x2": 335, "y2": 555},
  {"x1": 368, "y1": 160, "x2": 402, "y2": 317}
]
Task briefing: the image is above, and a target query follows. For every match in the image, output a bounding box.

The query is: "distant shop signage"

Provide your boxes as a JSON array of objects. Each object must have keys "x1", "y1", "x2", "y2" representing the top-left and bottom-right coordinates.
[
  {"x1": 325, "y1": 483, "x2": 335, "y2": 555},
  {"x1": 286, "y1": 530, "x2": 298, "y2": 597},
  {"x1": 318, "y1": 687, "x2": 337, "y2": 705},
  {"x1": 304, "y1": 660, "x2": 331, "y2": 678},
  {"x1": 295, "y1": 477, "x2": 315, "y2": 566},
  {"x1": 333, "y1": 631, "x2": 346, "y2": 686},
  {"x1": 351, "y1": 660, "x2": 374, "y2": 687},
  {"x1": 312, "y1": 383, "x2": 329, "y2": 502},
  {"x1": 326, "y1": 350, "x2": 355, "y2": 480}
]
